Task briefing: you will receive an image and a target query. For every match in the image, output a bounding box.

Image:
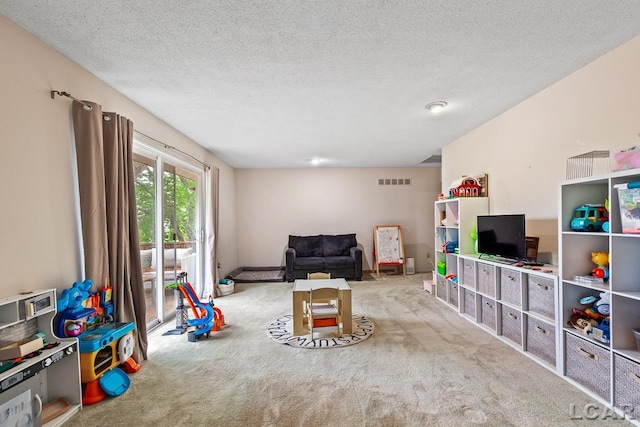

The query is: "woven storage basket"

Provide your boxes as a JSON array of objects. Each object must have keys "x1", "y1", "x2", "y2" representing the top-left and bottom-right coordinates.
[
  {"x1": 436, "y1": 275, "x2": 447, "y2": 300},
  {"x1": 448, "y1": 281, "x2": 459, "y2": 308},
  {"x1": 462, "y1": 288, "x2": 476, "y2": 320},
  {"x1": 565, "y1": 332, "x2": 610, "y2": 399},
  {"x1": 526, "y1": 315, "x2": 556, "y2": 366},
  {"x1": 527, "y1": 275, "x2": 555, "y2": 319},
  {"x1": 480, "y1": 296, "x2": 496, "y2": 331},
  {"x1": 462, "y1": 259, "x2": 475, "y2": 288},
  {"x1": 477, "y1": 263, "x2": 496, "y2": 297},
  {"x1": 500, "y1": 268, "x2": 522, "y2": 307},
  {"x1": 219, "y1": 280, "x2": 235, "y2": 296},
  {"x1": 500, "y1": 304, "x2": 522, "y2": 346},
  {"x1": 614, "y1": 354, "x2": 640, "y2": 411}
]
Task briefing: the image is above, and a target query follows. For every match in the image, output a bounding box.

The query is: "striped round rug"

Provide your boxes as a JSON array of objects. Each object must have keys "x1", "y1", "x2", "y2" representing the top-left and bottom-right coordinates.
[{"x1": 266, "y1": 314, "x2": 374, "y2": 348}]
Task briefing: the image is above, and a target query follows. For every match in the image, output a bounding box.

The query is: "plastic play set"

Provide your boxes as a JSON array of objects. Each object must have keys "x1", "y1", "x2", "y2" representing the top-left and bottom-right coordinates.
[
  {"x1": 56, "y1": 279, "x2": 140, "y2": 405},
  {"x1": 164, "y1": 272, "x2": 225, "y2": 342}
]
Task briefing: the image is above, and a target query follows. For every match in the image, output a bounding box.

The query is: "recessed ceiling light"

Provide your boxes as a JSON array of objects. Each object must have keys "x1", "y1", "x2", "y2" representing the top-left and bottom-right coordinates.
[
  {"x1": 426, "y1": 101, "x2": 448, "y2": 114},
  {"x1": 310, "y1": 158, "x2": 321, "y2": 165}
]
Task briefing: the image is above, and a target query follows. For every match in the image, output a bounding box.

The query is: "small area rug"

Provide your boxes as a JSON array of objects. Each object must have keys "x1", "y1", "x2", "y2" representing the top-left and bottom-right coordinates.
[
  {"x1": 226, "y1": 266, "x2": 285, "y2": 283},
  {"x1": 266, "y1": 314, "x2": 374, "y2": 348}
]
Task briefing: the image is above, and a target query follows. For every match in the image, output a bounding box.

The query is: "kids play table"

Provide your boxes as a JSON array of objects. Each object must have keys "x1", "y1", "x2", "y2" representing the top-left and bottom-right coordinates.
[{"x1": 292, "y1": 278, "x2": 352, "y2": 336}]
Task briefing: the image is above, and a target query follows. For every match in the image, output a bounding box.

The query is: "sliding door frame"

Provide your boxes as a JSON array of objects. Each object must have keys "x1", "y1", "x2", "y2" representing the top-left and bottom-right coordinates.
[{"x1": 133, "y1": 134, "x2": 206, "y2": 331}]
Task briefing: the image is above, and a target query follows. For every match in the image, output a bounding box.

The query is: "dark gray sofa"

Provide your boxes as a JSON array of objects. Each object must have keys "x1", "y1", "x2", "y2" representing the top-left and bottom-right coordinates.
[{"x1": 285, "y1": 234, "x2": 363, "y2": 282}]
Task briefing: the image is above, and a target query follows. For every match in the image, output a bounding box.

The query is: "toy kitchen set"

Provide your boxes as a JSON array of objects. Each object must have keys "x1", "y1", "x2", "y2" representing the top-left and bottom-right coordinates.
[{"x1": 0, "y1": 289, "x2": 81, "y2": 427}]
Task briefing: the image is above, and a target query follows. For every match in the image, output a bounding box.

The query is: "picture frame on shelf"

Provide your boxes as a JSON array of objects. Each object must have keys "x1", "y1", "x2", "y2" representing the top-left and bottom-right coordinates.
[{"x1": 477, "y1": 173, "x2": 489, "y2": 197}]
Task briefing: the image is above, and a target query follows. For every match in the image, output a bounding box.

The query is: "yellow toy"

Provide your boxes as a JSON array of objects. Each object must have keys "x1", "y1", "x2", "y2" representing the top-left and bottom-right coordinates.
[{"x1": 591, "y1": 251, "x2": 609, "y2": 279}]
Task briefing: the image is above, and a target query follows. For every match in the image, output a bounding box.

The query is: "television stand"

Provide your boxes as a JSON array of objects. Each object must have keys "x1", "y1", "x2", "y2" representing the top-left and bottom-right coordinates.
[{"x1": 478, "y1": 254, "x2": 520, "y2": 265}]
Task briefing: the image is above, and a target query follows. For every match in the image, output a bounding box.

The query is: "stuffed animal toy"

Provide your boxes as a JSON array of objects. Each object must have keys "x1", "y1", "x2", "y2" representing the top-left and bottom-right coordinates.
[
  {"x1": 581, "y1": 291, "x2": 610, "y2": 319},
  {"x1": 594, "y1": 291, "x2": 611, "y2": 316},
  {"x1": 591, "y1": 251, "x2": 609, "y2": 279}
]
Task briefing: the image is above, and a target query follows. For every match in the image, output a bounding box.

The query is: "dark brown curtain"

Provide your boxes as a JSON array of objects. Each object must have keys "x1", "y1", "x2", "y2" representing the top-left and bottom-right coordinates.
[{"x1": 72, "y1": 101, "x2": 148, "y2": 361}]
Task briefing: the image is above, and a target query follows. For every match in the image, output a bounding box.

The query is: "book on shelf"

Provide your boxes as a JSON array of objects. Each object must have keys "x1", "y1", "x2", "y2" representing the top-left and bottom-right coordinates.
[{"x1": 573, "y1": 275, "x2": 605, "y2": 284}]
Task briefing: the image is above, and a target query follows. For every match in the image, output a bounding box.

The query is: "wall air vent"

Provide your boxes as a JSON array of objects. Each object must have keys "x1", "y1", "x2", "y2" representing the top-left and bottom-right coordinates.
[
  {"x1": 420, "y1": 155, "x2": 442, "y2": 165},
  {"x1": 377, "y1": 178, "x2": 412, "y2": 186}
]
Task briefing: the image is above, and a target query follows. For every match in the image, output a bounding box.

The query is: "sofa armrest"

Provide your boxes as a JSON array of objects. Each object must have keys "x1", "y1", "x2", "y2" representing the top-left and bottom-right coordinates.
[
  {"x1": 285, "y1": 248, "x2": 296, "y2": 282},
  {"x1": 350, "y1": 247, "x2": 363, "y2": 280}
]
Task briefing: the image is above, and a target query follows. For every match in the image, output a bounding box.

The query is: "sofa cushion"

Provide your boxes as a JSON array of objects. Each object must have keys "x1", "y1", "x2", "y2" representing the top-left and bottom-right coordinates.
[
  {"x1": 293, "y1": 257, "x2": 325, "y2": 270},
  {"x1": 324, "y1": 256, "x2": 355, "y2": 269},
  {"x1": 152, "y1": 247, "x2": 193, "y2": 269},
  {"x1": 289, "y1": 235, "x2": 323, "y2": 257},
  {"x1": 140, "y1": 249, "x2": 153, "y2": 269},
  {"x1": 323, "y1": 234, "x2": 357, "y2": 257}
]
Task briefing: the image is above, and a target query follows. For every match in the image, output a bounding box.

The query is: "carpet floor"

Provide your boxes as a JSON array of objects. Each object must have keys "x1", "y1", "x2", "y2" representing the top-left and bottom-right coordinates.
[{"x1": 64, "y1": 273, "x2": 630, "y2": 427}]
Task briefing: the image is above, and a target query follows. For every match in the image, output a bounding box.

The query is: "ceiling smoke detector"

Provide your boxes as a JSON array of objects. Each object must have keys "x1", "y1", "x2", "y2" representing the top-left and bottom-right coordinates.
[{"x1": 426, "y1": 101, "x2": 448, "y2": 114}]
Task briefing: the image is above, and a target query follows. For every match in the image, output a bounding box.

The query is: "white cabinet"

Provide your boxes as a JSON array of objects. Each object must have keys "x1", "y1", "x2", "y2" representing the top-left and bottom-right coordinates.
[
  {"x1": 0, "y1": 289, "x2": 82, "y2": 426},
  {"x1": 455, "y1": 255, "x2": 560, "y2": 373},
  {"x1": 433, "y1": 196, "x2": 561, "y2": 374},
  {"x1": 434, "y1": 197, "x2": 489, "y2": 305},
  {"x1": 560, "y1": 170, "x2": 640, "y2": 423}
]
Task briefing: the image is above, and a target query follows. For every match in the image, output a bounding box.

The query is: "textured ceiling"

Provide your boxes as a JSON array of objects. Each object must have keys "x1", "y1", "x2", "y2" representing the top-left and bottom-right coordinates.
[{"x1": 2, "y1": 2, "x2": 640, "y2": 168}]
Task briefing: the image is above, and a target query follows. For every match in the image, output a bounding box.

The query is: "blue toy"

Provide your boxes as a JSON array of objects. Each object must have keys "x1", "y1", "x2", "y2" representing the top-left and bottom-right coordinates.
[
  {"x1": 177, "y1": 281, "x2": 215, "y2": 342},
  {"x1": 589, "y1": 317, "x2": 610, "y2": 344},
  {"x1": 57, "y1": 279, "x2": 93, "y2": 311},
  {"x1": 100, "y1": 286, "x2": 114, "y2": 322},
  {"x1": 443, "y1": 241, "x2": 458, "y2": 253},
  {"x1": 581, "y1": 291, "x2": 610, "y2": 320},
  {"x1": 572, "y1": 292, "x2": 611, "y2": 345},
  {"x1": 56, "y1": 279, "x2": 97, "y2": 337},
  {"x1": 571, "y1": 204, "x2": 608, "y2": 232}
]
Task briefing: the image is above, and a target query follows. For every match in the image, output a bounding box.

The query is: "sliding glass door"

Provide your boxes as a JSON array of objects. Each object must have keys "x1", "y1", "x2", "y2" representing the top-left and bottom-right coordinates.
[
  {"x1": 161, "y1": 164, "x2": 199, "y2": 320},
  {"x1": 133, "y1": 145, "x2": 204, "y2": 332}
]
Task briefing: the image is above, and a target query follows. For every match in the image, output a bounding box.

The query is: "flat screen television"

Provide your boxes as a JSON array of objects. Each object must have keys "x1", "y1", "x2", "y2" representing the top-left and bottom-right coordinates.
[{"x1": 477, "y1": 214, "x2": 526, "y2": 261}]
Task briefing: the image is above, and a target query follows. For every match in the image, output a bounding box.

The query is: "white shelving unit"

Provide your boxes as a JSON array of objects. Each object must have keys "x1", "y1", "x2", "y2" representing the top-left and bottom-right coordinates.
[
  {"x1": 560, "y1": 170, "x2": 640, "y2": 424},
  {"x1": 434, "y1": 197, "x2": 489, "y2": 297},
  {"x1": 434, "y1": 196, "x2": 562, "y2": 375},
  {"x1": 0, "y1": 289, "x2": 82, "y2": 426}
]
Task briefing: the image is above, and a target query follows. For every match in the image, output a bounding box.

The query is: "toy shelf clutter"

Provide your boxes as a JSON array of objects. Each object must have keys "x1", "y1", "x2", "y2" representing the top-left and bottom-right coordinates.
[
  {"x1": 560, "y1": 169, "x2": 640, "y2": 424},
  {"x1": 56, "y1": 280, "x2": 140, "y2": 406},
  {"x1": 434, "y1": 194, "x2": 563, "y2": 376},
  {"x1": 0, "y1": 289, "x2": 82, "y2": 426}
]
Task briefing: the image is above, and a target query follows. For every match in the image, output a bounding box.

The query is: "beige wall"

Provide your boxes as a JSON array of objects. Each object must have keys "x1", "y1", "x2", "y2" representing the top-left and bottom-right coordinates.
[
  {"x1": 4, "y1": 12, "x2": 638, "y2": 296},
  {"x1": 235, "y1": 167, "x2": 441, "y2": 273},
  {"x1": 0, "y1": 16, "x2": 237, "y2": 298},
  {"x1": 442, "y1": 35, "x2": 640, "y2": 264}
]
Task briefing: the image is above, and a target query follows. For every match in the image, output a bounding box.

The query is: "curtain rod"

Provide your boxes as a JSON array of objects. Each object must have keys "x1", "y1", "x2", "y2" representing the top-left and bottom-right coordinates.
[
  {"x1": 134, "y1": 130, "x2": 210, "y2": 170},
  {"x1": 50, "y1": 90, "x2": 210, "y2": 170},
  {"x1": 50, "y1": 90, "x2": 93, "y2": 111}
]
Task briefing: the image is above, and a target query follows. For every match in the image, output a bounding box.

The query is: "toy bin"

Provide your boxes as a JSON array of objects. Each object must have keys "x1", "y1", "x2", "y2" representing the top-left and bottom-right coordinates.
[
  {"x1": 218, "y1": 279, "x2": 235, "y2": 296},
  {"x1": 437, "y1": 261, "x2": 446, "y2": 275},
  {"x1": 633, "y1": 328, "x2": 640, "y2": 352},
  {"x1": 615, "y1": 182, "x2": 640, "y2": 234}
]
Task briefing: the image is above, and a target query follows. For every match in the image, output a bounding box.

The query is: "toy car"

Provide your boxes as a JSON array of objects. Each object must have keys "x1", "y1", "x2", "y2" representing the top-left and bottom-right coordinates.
[
  {"x1": 571, "y1": 204, "x2": 608, "y2": 231},
  {"x1": 588, "y1": 318, "x2": 610, "y2": 344}
]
